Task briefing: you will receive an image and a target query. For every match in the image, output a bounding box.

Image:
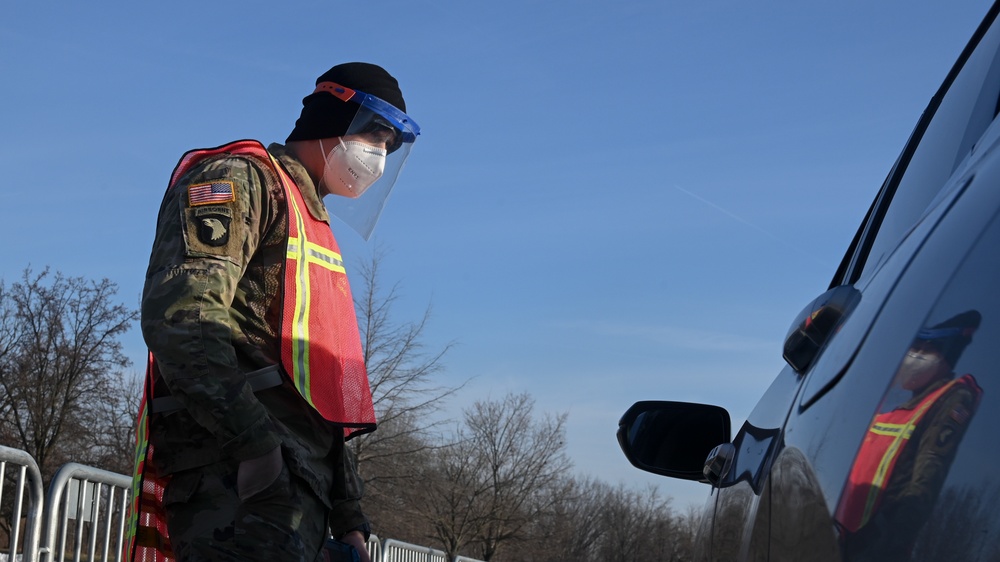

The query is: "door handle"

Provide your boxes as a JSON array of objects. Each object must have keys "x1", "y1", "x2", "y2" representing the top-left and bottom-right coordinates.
[{"x1": 703, "y1": 443, "x2": 735, "y2": 486}]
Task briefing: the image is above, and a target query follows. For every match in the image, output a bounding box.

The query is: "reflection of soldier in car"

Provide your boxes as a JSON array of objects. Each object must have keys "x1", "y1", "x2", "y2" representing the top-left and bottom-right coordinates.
[{"x1": 835, "y1": 310, "x2": 983, "y2": 561}]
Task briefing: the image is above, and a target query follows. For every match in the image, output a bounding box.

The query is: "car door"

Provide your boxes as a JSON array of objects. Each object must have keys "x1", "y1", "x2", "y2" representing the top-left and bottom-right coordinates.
[
  {"x1": 771, "y1": 3, "x2": 1000, "y2": 560},
  {"x1": 704, "y1": 3, "x2": 1000, "y2": 560},
  {"x1": 774, "y1": 148, "x2": 1000, "y2": 561}
]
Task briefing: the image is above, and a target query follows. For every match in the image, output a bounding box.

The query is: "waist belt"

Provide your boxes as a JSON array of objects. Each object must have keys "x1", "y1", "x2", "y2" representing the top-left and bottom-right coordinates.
[{"x1": 151, "y1": 365, "x2": 284, "y2": 414}]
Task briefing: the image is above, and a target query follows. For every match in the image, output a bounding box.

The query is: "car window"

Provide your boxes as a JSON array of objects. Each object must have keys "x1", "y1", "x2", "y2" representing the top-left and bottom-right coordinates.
[
  {"x1": 847, "y1": 8, "x2": 1000, "y2": 286},
  {"x1": 834, "y1": 204, "x2": 1000, "y2": 559}
]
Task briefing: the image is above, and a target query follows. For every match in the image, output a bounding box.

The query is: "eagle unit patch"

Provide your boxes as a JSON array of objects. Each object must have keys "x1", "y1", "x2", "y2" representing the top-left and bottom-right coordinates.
[
  {"x1": 191, "y1": 205, "x2": 233, "y2": 248},
  {"x1": 188, "y1": 181, "x2": 235, "y2": 206},
  {"x1": 198, "y1": 216, "x2": 230, "y2": 246}
]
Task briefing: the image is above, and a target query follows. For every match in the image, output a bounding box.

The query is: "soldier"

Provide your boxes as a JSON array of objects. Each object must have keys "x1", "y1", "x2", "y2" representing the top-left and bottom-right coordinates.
[
  {"x1": 126, "y1": 62, "x2": 420, "y2": 562},
  {"x1": 835, "y1": 310, "x2": 984, "y2": 561}
]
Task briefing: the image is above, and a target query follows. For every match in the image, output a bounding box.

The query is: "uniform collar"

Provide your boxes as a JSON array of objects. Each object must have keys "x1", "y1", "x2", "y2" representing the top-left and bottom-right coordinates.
[{"x1": 267, "y1": 142, "x2": 329, "y2": 223}]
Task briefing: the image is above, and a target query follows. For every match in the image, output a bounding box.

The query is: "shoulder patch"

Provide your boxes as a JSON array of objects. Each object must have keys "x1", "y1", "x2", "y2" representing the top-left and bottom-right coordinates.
[
  {"x1": 197, "y1": 217, "x2": 230, "y2": 246},
  {"x1": 188, "y1": 180, "x2": 236, "y2": 206}
]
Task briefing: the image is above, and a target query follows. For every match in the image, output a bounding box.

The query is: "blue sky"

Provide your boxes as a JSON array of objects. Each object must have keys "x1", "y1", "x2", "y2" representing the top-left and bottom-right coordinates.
[{"x1": 2, "y1": 1, "x2": 995, "y2": 510}]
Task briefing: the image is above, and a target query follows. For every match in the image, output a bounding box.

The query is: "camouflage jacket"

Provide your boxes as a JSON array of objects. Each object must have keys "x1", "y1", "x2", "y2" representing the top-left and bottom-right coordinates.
[{"x1": 141, "y1": 141, "x2": 366, "y2": 535}]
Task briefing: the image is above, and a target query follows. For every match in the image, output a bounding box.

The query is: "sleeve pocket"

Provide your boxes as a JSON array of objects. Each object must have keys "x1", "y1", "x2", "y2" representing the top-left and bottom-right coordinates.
[{"x1": 163, "y1": 470, "x2": 203, "y2": 508}]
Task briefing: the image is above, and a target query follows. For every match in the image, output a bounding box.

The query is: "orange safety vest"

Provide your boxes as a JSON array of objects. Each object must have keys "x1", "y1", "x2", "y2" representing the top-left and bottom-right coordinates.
[
  {"x1": 125, "y1": 140, "x2": 376, "y2": 561},
  {"x1": 834, "y1": 374, "x2": 980, "y2": 533}
]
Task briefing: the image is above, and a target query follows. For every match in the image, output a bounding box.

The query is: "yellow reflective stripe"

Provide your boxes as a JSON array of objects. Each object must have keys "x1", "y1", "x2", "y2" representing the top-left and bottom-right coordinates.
[
  {"x1": 304, "y1": 241, "x2": 345, "y2": 273},
  {"x1": 269, "y1": 152, "x2": 345, "y2": 407},
  {"x1": 270, "y1": 151, "x2": 316, "y2": 407},
  {"x1": 125, "y1": 398, "x2": 148, "y2": 549},
  {"x1": 287, "y1": 203, "x2": 314, "y2": 407},
  {"x1": 287, "y1": 240, "x2": 343, "y2": 270},
  {"x1": 869, "y1": 422, "x2": 914, "y2": 439}
]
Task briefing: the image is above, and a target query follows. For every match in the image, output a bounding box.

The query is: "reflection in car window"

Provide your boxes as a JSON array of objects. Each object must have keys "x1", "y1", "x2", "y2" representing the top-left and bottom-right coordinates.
[
  {"x1": 837, "y1": 208, "x2": 1000, "y2": 559},
  {"x1": 854, "y1": 15, "x2": 1000, "y2": 284}
]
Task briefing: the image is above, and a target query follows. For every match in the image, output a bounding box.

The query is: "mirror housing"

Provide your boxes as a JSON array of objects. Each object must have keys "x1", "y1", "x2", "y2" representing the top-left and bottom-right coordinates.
[
  {"x1": 617, "y1": 401, "x2": 731, "y2": 482},
  {"x1": 783, "y1": 285, "x2": 861, "y2": 374}
]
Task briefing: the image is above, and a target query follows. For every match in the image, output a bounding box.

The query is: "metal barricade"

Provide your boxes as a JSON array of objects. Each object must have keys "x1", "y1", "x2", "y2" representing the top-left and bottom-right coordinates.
[
  {"x1": 40, "y1": 463, "x2": 131, "y2": 562},
  {"x1": 0, "y1": 446, "x2": 44, "y2": 562},
  {"x1": 366, "y1": 533, "x2": 382, "y2": 562},
  {"x1": 381, "y1": 538, "x2": 448, "y2": 562},
  {"x1": 453, "y1": 557, "x2": 485, "y2": 562}
]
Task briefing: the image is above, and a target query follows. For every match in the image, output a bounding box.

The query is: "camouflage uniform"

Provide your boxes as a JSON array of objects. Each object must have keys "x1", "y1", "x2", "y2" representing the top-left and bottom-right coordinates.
[{"x1": 141, "y1": 142, "x2": 367, "y2": 560}]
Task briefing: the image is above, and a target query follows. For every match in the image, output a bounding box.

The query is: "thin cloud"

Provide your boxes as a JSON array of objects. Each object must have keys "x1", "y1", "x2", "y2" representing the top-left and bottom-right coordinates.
[{"x1": 673, "y1": 184, "x2": 832, "y2": 269}]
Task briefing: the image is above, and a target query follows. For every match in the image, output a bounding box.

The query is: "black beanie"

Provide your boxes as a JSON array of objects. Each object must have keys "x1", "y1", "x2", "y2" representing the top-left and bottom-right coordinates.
[{"x1": 286, "y1": 62, "x2": 406, "y2": 143}]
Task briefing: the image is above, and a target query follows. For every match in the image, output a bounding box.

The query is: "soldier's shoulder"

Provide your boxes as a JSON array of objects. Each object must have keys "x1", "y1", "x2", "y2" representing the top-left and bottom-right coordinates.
[
  {"x1": 178, "y1": 152, "x2": 272, "y2": 190},
  {"x1": 947, "y1": 377, "x2": 981, "y2": 403},
  {"x1": 931, "y1": 380, "x2": 980, "y2": 430}
]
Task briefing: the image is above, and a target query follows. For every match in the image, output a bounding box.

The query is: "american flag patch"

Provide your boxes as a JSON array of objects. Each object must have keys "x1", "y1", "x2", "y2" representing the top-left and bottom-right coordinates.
[
  {"x1": 188, "y1": 181, "x2": 235, "y2": 206},
  {"x1": 950, "y1": 406, "x2": 971, "y2": 425}
]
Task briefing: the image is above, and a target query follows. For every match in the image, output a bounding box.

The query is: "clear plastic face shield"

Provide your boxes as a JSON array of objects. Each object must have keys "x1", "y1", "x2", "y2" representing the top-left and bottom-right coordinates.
[{"x1": 314, "y1": 81, "x2": 420, "y2": 240}]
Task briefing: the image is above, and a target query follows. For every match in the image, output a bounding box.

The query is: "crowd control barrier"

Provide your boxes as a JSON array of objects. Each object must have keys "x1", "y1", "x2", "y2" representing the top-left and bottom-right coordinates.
[
  {"x1": 39, "y1": 463, "x2": 132, "y2": 562},
  {"x1": 0, "y1": 446, "x2": 45, "y2": 562},
  {"x1": 381, "y1": 538, "x2": 448, "y2": 562},
  {"x1": 367, "y1": 534, "x2": 383, "y2": 561}
]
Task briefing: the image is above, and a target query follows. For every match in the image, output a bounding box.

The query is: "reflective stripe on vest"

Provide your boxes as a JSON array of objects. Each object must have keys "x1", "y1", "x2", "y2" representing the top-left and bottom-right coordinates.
[
  {"x1": 268, "y1": 151, "x2": 375, "y2": 428},
  {"x1": 285, "y1": 230, "x2": 345, "y2": 399}
]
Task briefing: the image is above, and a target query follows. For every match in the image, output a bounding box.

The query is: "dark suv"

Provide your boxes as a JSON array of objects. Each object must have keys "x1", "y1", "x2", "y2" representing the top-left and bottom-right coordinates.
[{"x1": 618, "y1": 3, "x2": 1000, "y2": 560}]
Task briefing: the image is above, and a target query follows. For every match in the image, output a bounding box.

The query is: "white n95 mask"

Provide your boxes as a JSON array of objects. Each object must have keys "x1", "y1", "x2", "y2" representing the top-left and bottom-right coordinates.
[{"x1": 320, "y1": 138, "x2": 386, "y2": 199}]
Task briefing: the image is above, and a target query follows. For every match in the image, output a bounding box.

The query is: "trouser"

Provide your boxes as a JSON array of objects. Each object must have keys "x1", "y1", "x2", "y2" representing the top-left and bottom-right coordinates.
[{"x1": 163, "y1": 450, "x2": 329, "y2": 561}]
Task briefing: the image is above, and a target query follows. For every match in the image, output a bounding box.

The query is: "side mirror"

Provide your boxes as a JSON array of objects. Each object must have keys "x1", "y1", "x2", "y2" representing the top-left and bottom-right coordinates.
[
  {"x1": 783, "y1": 285, "x2": 861, "y2": 374},
  {"x1": 617, "y1": 401, "x2": 731, "y2": 482}
]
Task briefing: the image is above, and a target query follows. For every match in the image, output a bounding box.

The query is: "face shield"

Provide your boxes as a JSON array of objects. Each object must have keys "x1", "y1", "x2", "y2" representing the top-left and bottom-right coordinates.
[{"x1": 313, "y1": 81, "x2": 421, "y2": 240}]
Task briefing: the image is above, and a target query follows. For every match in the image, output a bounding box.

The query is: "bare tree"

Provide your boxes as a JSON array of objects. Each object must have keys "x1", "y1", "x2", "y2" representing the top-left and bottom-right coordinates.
[
  {"x1": 422, "y1": 427, "x2": 494, "y2": 559},
  {"x1": 423, "y1": 392, "x2": 571, "y2": 561},
  {"x1": 82, "y1": 369, "x2": 143, "y2": 474},
  {"x1": 350, "y1": 248, "x2": 459, "y2": 478},
  {"x1": 591, "y1": 483, "x2": 677, "y2": 562},
  {"x1": 467, "y1": 393, "x2": 571, "y2": 560},
  {"x1": 511, "y1": 476, "x2": 695, "y2": 562},
  {"x1": 512, "y1": 475, "x2": 608, "y2": 562},
  {"x1": 0, "y1": 268, "x2": 138, "y2": 479},
  {"x1": 356, "y1": 413, "x2": 442, "y2": 542}
]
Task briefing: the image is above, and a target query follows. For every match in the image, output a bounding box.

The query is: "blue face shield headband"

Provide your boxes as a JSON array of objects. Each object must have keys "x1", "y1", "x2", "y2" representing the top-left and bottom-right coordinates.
[
  {"x1": 313, "y1": 81, "x2": 420, "y2": 150},
  {"x1": 916, "y1": 326, "x2": 970, "y2": 340}
]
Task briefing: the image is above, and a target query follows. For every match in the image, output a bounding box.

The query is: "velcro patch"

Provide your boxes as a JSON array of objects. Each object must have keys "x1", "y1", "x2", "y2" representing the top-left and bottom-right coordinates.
[
  {"x1": 197, "y1": 215, "x2": 231, "y2": 246},
  {"x1": 188, "y1": 180, "x2": 235, "y2": 206},
  {"x1": 183, "y1": 204, "x2": 242, "y2": 262}
]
